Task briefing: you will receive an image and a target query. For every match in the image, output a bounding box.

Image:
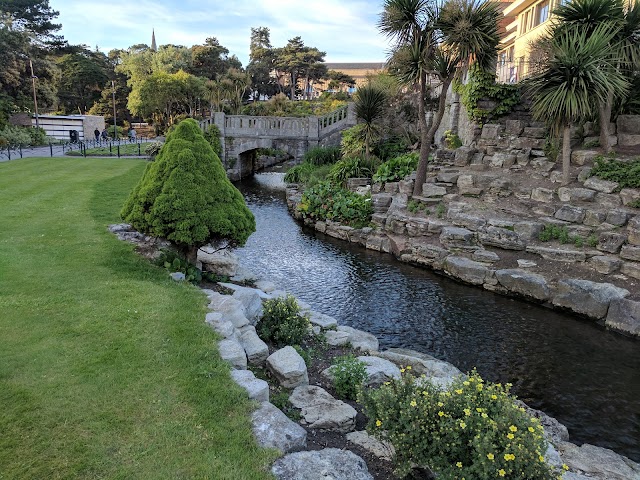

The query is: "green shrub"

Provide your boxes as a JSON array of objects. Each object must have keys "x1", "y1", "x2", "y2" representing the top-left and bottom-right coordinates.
[
  {"x1": 408, "y1": 199, "x2": 431, "y2": 215},
  {"x1": 374, "y1": 136, "x2": 410, "y2": 161},
  {"x1": 444, "y1": 130, "x2": 463, "y2": 149},
  {"x1": 587, "y1": 234, "x2": 599, "y2": 247},
  {"x1": 373, "y1": 153, "x2": 418, "y2": 184},
  {"x1": 203, "y1": 124, "x2": 223, "y2": 158},
  {"x1": 327, "y1": 156, "x2": 376, "y2": 185},
  {"x1": 0, "y1": 125, "x2": 33, "y2": 148},
  {"x1": 27, "y1": 127, "x2": 47, "y2": 145},
  {"x1": 293, "y1": 345, "x2": 312, "y2": 367},
  {"x1": 538, "y1": 225, "x2": 584, "y2": 245},
  {"x1": 341, "y1": 124, "x2": 367, "y2": 158},
  {"x1": 303, "y1": 145, "x2": 341, "y2": 165},
  {"x1": 590, "y1": 156, "x2": 640, "y2": 190},
  {"x1": 257, "y1": 295, "x2": 310, "y2": 347},
  {"x1": 155, "y1": 249, "x2": 205, "y2": 284},
  {"x1": 298, "y1": 181, "x2": 373, "y2": 228},
  {"x1": 360, "y1": 370, "x2": 559, "y2": 479},
  {"x1": 436, "y1": 203, "x2": 446, "y2": 219},
  {"x1": 284, "y1": 162, "x2": 315, "y2": 183},
  {"x1": 629, "y1": 199, "x2": 640, "y2": 209},
  {"x1": 330, "y1": 355, "x2": 368, "y2": 400},
  {"x1": 543, "y1": 137, "x2": 560, "y2": 162},
  {"x1": 120, "y1": 118, "x2": 255, "y2": 262}
]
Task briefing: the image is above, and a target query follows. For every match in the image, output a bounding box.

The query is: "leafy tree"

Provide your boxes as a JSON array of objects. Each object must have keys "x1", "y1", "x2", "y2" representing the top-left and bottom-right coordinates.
[
  {"x1": 189, "y1": 37, "x2": 241, "y2": 80},
  {"x1": 354, "y1": 85, "x2": 387, "y2": 158},
  {"x1": 379, "y1": 0, "x2": 500, "y2": 196},
  {"x1": 273, "y1": 36, "x2": 326, "y2": 100},
  {"x1": 526, "y1": 24, "x2": 628, "y2": 185},
  {"x1": 55, "y1": 48, "x2": 109, "y2": 114},
  {"x1": 247, "y1": 27, "x2": 278, "y2": 99},
  {"x1": 0, "y1": 0, "x2": 60, "y2": 38},
  {"x1": 221, "y1": 68, "x2": 250, "y2": 114},
  {"x1": 551, "y1": 0, "x2": 640, "y2": 153},
  {"x1": 327, "y1": 70, "x2": 356, "y2": 92},
  {"x1": 121, "y1": 118, "x2": 255, "y2": 262}
]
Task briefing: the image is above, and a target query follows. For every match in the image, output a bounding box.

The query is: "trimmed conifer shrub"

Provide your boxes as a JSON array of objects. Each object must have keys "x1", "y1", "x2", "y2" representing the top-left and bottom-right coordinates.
[{"x1": 121, "y1": 118, "x2": 255, "y2": 262}]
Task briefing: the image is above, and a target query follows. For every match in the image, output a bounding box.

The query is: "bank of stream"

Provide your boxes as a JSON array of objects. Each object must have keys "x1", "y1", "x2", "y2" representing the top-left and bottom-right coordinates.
[{"x1": 235, "y1": 172, "x2": 640, "y2": 463}]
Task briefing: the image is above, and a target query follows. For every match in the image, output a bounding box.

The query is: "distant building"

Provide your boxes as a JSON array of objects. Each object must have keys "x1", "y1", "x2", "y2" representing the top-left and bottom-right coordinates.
[
  {"x1": 33, "y1": 115, "x2": 105, "y2": 141},
  {"x1": 497, "y1": 0, "x2": 638, "y2": 83},
  {"x1": 317, "y1": 62, "x2": 387, "y2": 93},
  {"x1": 151, "y1": 29, "x2": 157, "y2": 52}
]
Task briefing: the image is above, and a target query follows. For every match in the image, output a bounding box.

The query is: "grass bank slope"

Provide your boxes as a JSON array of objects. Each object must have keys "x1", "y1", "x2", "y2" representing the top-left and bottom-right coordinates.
[{"x1": 0, "y1": 157, "x2": 276, "y2": 479}]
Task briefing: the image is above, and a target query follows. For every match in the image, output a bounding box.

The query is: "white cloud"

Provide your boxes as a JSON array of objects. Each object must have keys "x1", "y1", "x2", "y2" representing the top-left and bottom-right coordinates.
[{"x1": 49, "y1": 0, "x2": 389, "y2": 64}]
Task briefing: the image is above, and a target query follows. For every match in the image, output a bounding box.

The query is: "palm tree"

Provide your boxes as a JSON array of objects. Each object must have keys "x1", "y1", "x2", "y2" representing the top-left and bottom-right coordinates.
[
  {"x1": 525, "y1": 24, "x2": 628, "y2": 185},
  {"x1": 354, "y1": 85, "x2": 388, "y2": 159},
  {"x1": 204, "y1": 80, "x2": 225, "y2": 117},
  {"x1": 221, "y1": 69, "x2": 251, "y2": 115},
  {"x1": 552, "y1": 0, "x2": 640, "y2": 152},
  {"x1": 379, "y1": 0, "x2": 500, "y2": 196}
]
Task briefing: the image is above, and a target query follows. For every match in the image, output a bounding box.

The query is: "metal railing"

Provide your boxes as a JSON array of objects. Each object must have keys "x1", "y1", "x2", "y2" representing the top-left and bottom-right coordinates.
[{"x1": 0, "y1": 136, "x2": 158, "y2": 161}]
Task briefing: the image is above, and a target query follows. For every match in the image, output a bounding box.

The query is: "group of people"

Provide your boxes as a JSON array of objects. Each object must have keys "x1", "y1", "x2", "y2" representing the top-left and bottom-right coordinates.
[{"x1": 93, "y1": 126, "x2": 137, "y2": 143}]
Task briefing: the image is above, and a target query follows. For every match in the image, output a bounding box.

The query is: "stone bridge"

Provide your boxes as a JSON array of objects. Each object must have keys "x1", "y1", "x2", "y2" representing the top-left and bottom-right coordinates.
[{"x1": 199, "y1": 104, "x2": 355, "y2": 180}]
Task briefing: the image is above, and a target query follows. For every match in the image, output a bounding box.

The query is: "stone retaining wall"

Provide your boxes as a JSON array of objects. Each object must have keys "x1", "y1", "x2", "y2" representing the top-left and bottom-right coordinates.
[{"x1": 286, "y1": 156, "x2": 640, "y2": 337}]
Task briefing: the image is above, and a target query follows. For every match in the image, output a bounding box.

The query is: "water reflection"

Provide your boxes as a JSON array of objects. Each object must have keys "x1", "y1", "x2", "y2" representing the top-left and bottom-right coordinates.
[{"x1": 236, "y1": 172, "x2": 640, "y2": 462}]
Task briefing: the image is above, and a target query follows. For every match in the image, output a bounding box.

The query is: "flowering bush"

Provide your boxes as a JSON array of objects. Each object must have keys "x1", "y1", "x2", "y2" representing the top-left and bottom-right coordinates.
[
  {"x1": 360, "y1": 369, "x2": 562, "y2": 479},
  {"x1": 257, "y1": 295, "x2": 310, "y2": 347}
]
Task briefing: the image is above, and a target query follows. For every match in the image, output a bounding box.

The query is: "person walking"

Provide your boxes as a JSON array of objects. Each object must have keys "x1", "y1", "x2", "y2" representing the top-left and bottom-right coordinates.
[
  {"x1": 94, "y1": 128, "x2": 100, "y2": 143},
  {"x1": 128, "y1": 127, "x2": 136, "y2": 143},
  {"x1": 101, "y1": 128, "x2": 108, "y2": 141}
]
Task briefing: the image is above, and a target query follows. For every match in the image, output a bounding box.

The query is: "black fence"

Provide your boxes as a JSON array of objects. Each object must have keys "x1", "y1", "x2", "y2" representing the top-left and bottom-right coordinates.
[{"x1": 0, "y1": 137, "x2": 158, "y2": 161}]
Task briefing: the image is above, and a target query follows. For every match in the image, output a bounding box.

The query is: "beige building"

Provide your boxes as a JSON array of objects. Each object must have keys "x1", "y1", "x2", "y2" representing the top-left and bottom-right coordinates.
[{"x1": 497, "y1": 0, "x2": 637, "y2": 83}]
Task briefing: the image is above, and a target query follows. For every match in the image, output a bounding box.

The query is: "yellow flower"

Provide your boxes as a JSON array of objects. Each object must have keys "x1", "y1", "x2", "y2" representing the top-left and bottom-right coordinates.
[
  {"x1": 498, "y1": 469, "x2": 506, "y2": 477},
  {"x1": 509, "y1": 425, "x2": 518, "y2": 432},
  {"x1": 422, "y1": 390, "x2": 429, "y2": 396},
  {"x1": 410, "y1": 400, "x2": 417, "y2": 407},
  {"x1": 455, "y1": 389, "x2": 463, "y2": 394},
  {"x1": 476, "y1": 384, "x2": 483, "y2": 391},
  {"x1": 504, "y1": 453, "x2": 515, "y2": 461},
  {"x1": 375, "y1": 420, "x2": 382, "y2": 427},
  {"x1": 406, "y1": 365, "x2": 412, "y2": 370},
  {"x1": 459, "y1": 421, "x2": 466, "y2": 429},
  {"x1": 476, "y1": 407, "x2": 483, "y2": 412},
  {"x1": 528, "y1": 427, "x2": 535, "y2": 433},
  {"x1": 562, "y1": 464, "x2": 569, "y2": 471},
  {"x1": 463, "y1": 408, "x2": 471, "y2": 416},
  {"x1": 456, "y1": 462, "x2": 462, "y2": 468},
  {"x1": 487, "y1": 453, "x2": 495, "y2": 461},
  {"x1": 400, "y1": 368, "x2": 405, "y2": 373},
  {"x1": 539, "y1": 455, "x2": 545, "y2": 462},
  {"x1": 491, "y1": 394, "x2": 498, "y2": 400},
  {"x1": 481, "y1": 413, "x2": 488, "y2": 418},
  {"x1": 507, "y1": 433, "x2": 515, "y2": 439},
  {"x1": 438, "y1": 411, "x2": 445, "y2": 417},
  {"x1": 463, "y1": 381, "x2": 470, "y2": 386},
  {"x1": 437, "y1": 402, "x2": 444, "y2": 407}
]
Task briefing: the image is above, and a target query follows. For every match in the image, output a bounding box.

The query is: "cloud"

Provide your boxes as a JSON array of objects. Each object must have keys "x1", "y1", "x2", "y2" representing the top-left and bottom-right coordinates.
[{"x1": 49, "y1": 0, "x2": 389, "y2": 64}]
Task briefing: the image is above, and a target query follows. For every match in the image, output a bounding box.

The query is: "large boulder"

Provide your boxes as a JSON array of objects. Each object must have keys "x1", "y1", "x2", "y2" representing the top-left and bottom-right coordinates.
[
  {"x1": 557, "y1": 442, "x2": 640, "y2": 480},
  {"x1": 197, "y1": 247, "x2": 239, "y2": 276},
  {"x1": 605, "y1": 298, "x2": 640, "y2": 336},
  {"x1": 377, "y1": 348, "x2": 462, "y2": 388},
  {"x1": 272, "y1": 448, "x2": 373, "y2": 480},
  {"x1": 289, "y1": 385, "x2": 357, "y2": 433},
  {"x1": 217, "y1": 339, "x2": 247, "y2": 370},
  {"x1": 336, "y1": 325, "x2": 379, "y2": 352},
  {"x1": 440, "y1": 226, "x2": 478, "y2": 250},
  {"x1": 583, "y1": 176, "x2": 619, "y2": 194},
  {"x1": 346, "y1": 431, "x2": 395, "y2": 461},
  {"x1": 495, "y1": 269, "x2": 550, "y2": 301},
  {"x1": 252, "y1": 402, "x2": 307, "y2": 453},
  {"x1": 444, "y1": 256, "x2": 492, "y2": 285},
  {"x1": 551, "y1": 279, "x2": 630, "y2": 318},
  {"x1": 322, "y1": 356, "x2": 400, "y2": 387},
  {"x1": 479, "y1": 226, "x2": 526, "y2": 250},
  {"x1": 266, "y1": 346, "x2": 309, "y2": 388},
  {"x1": 230, "y1": 369, "x2": 269, "y2": 402},
  {"x1": 239, "y1": 327, "x2": 269, "y2": 365}
]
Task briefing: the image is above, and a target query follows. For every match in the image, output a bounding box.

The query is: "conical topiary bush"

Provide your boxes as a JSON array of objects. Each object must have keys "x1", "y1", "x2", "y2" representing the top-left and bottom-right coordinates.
[{"x1": 121, "y1": 118, "x2": 255, "y2": 262}]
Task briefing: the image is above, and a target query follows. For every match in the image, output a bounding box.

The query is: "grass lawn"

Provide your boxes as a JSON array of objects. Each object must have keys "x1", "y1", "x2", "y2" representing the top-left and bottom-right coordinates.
[
  {"x1": 0, "y1": 157, "x2": 277, "y2": 479},
  {"x1": 66, "y1": 143, "x2": 148, "y2": 157}
]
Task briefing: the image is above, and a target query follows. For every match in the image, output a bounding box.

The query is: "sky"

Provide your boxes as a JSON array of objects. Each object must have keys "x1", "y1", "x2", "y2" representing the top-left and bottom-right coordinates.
[{"x1": 48, "y1": 0, "x2": 391, "y2": 66}]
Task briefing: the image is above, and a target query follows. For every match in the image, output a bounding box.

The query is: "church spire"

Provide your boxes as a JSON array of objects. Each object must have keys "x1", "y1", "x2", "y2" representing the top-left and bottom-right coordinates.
[{"x1": 151, "y1": 28, "x2": 157, "y2": 52}]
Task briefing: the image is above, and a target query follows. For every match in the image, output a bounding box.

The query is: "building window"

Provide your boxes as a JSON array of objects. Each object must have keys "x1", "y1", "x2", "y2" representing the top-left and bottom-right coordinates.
[{"x1": 536, "y1": 1, "x2": 550, "y2": 26}]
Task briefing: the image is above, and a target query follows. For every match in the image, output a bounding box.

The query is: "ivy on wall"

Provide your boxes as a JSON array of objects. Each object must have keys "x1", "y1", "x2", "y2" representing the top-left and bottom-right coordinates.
[{"x1": 454, "y1": 66, "x2": 521, "y2": 124}]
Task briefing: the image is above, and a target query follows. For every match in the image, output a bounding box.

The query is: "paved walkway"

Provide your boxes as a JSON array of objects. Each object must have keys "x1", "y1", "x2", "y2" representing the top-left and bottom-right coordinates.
[{"x1": 1, "y1": 140, "x2": 157, "y2": 162}]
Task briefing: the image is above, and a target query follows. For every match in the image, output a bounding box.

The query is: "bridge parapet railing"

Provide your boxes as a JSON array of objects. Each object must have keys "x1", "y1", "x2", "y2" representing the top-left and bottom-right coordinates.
[
  {"x1": 318, "y1": 104, "x2": 354, "y2": 138},
  {"x1": 224, "y1": 115, "x2": 309, "y2": 136}
]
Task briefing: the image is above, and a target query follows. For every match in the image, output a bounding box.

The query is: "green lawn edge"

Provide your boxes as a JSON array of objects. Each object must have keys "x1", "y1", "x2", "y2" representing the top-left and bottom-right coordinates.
[{"x1": 0, "y1": 157, "x2": 277, "y2": 479}]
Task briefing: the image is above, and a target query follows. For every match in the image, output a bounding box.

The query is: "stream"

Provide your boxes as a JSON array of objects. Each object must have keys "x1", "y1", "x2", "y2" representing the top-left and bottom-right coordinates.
[{"x1": 235, "y1": 172, "x2": 640, "y2": 462}]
